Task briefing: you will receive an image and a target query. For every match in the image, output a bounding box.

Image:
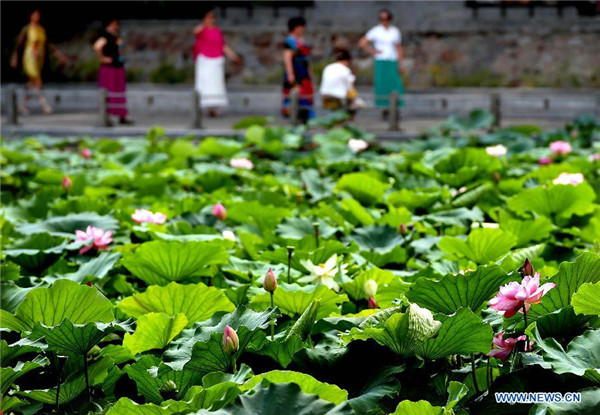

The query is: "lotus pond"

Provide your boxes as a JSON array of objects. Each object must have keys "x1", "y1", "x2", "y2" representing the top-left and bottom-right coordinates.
[{"x1": 1, "y1": 113, "x2": 600, "y2": 415}]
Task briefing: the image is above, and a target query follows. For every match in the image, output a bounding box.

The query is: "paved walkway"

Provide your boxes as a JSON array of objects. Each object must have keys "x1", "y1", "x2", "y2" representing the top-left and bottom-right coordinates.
[{"x1": 0, "y1": 111, "x2": 571, "y2": 140}]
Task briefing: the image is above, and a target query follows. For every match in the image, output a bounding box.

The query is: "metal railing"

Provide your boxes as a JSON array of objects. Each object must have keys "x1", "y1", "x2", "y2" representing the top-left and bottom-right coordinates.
[{"x1": 4, "y1": 86, "x2": 600, "y2": 131}]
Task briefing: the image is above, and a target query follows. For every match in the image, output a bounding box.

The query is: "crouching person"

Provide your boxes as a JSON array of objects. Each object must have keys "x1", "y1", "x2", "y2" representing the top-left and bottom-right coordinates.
[{"x1": 319, "y1": 50, "x2": 364, "y2": 120}]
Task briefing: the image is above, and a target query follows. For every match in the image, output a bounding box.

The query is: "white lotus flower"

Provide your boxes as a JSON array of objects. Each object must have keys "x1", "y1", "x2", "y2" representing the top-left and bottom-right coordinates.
[
  {"x1": 363, "y1": 279, "x2": 378, "y2": 297},
  {"x1": 222, "y1": 230, "x2": 236, "y2": 241},
  {"x1": 230, "y1": 158, "x2": 254, "y2": 170},
  {"x1": 552, "y1": 172, "x2": 584, "y2": 186},
  {"x1": 486, "y1": 144, "x2": 507, "y2": 157},
  {"x1": 299, "y1": 254, "x2": 347, "y2": 292},
  {"x1": 348, "y1": 139, "x2": 368, "y2": 153}
]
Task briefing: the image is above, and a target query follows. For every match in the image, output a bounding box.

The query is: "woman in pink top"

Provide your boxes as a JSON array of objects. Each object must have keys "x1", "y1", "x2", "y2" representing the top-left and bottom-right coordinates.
[{"x1": 193, "y1": 9, "x2": 241, "y2": 117}]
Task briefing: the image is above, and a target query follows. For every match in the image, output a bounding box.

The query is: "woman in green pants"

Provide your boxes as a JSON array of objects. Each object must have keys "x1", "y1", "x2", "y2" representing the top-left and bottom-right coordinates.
[{"x1": 359, "y1": 9, "x2": 404, "y2": 119}]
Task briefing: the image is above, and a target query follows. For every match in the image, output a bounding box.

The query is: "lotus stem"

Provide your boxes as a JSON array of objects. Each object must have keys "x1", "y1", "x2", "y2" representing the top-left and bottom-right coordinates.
[
  {"x1": 471, "y1": 354, "x2": 480, "y2": 394},
  {"x1": 486, "y1": 356, "x2": 491, "y2": 388},
  {"x1": 83, "y1": 353, "x2": 90, "y2": 402},
  {"x1": 286, "y1": 246, "x2": 294, "y2": 284},
  {"x1": 55, "y1": 354, "x2": 65, "y2": 411},
  {"x1": 522, "y1": 304, "x2": 529, "y2": 351},
  {"x1": 270, "y1": 292, "x2": 275, "y2": 341},
  {"x1": 232, "y1": 354, "x2": 237, "y2": 375},
  {"x1": 313, "y1": 222, "x2": 320, "y2": 248}
]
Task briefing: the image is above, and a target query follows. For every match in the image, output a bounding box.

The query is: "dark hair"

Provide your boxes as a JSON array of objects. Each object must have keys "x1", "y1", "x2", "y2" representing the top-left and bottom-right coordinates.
[
  {"x1": 102, "y1": 17, "x2": 119, "y2": 28},
  {"x1": 334, "y1": 49, "x2": 351, "y2": 62},
  {"x1": 288, "y1": 16, "x2": 306, "y2": 32},
  {"x1": 201, "y1": 8, "x2": 215, "y2": 19},
  {"x1": 379, "y1": 8, "x2": 393, "y2": 21}
]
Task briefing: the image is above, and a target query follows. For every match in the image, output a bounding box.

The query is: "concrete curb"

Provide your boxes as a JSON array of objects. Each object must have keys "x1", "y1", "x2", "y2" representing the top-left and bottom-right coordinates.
[{"x1": 0, "y1": 124, "x2": 419, "y2": 141}]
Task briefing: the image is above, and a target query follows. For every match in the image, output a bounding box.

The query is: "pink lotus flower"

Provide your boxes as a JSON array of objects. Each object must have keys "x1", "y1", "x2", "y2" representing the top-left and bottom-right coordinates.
[
  {"x1": 590, "y1": 154, "x2": 600, "y2": 162},
  {"x1": 552, "y1": 172, "x2": 584, "y2": 186},
  {"x1": 348, "y1": 138, "x2": 369, "y2": 153},
  {"x1": 549, "y1": 141, "x2": 572, "y2": 156},
  {"x1": 75, "y1": 226, "x2": 113, "y2": 254},
  {"x1": 131, "y1": 209, "x2": 167, "y2": 225},
  {"x1": 61, "y1": 176, "x2": 72, "y2": 190},
  {"x1": 367, "y1": 296, "x2": 378, "y2": 309},
  {"x1": 538, "y1": 157, "x2": 552, "y2": 166},
  {"x1": 213, "y1": 203, "x2": 227, "y2": 221},
  {"x1": 489, "y1": 273, "x2": 556, "y2": 318},
  {"x1": 222, "y1": 325, "x2": 239, "y2": 353},
  {"x1": 230, "y1": 158, "x2": 254, "y2": 170},
  {"x1": 488, "y1": 332, "x2": 533, "y2": 360},
  {"x1": 263, "y1": 268, "x2": 277, "y2": 293},
  {"x1": 81, "y1": 148, "x2": 92, "y2": 159},
  {"x1": 485, "y1": 144, "x2": 507, "y2": 157}
]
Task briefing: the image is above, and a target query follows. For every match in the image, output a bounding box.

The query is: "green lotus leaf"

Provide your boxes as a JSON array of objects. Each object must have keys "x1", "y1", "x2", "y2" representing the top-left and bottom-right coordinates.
[
  {"x1": 529, "y1": 252, "x2": 600, "y2": 319},
  {"x1": 390, "y1": 400, "x2": 444, "y2": 415},
  {"x1": 507, "y1": 182, "x2": 596, "y2": 223},
  {"x1": 345, "y1": 303, "x2": 442, "y2": 356},
  {"x1": 3, "y1": 233, "x2": 74, "y2": 273},
  {"x1": 406, "y1": 264, "x2": 514, "y2": 314},
  {"x1": 215, "y1": 382, "x2": 352, "y2": 415},
  {"x1": 250, "y1": 283, "x2": 348, "y2": 320},
  {"x1": 165, "y1": 306, "x2": 275, "y2": 370},
  {"x1": 31, "y1": 319, "x2": 130, "y2": 355},
  {"x1": 123, "y1": 354, "x2": 203, "y2": 404},
  {"x1": 531, "y1": 388, "x2": 600, "y2": 415},
  {"x1": 276, "y1": 217, "x2": 338, "y2": 240},
  {"x1": 438, "y1": 228, "x2": 517, "y2": 264},
  {"x1": 301, "y1": 169, "x2": 335, "y2": 202},
  {"x1": 417, "y1": 307, "x2": 493, "y2": 360},
  {"x1": 341, "y1": 268, "x2": 396, "y2": 301},
  {"x1": 350, "y1": 225, "x2": 404, "y2": 254},
  {"x1": 118, "y1": 282, "x2": 235, "y2": 327},
  {"x1": 527, "y1": 324, "x2": 600, "y2": 384},
  {"x1": 0, "y1": 338, "x2": 45, "y2": 366},
  {"x1": 3, "y1": 279, "x2": 114, "y2": 332},
  {"x1": 18, "y1": 356, "x2": 113, "y2": 404},
  {"x1": 123, "y1": 312, "x2": 188, "y2": 355},
  {"x1": 241, "y1": 370, "x2": 348, "y2": 404},
  {"x1": 414, "y1": 207, "x2": 484, "y2": 227},
  {"x1": 336, "y1": 172, "x2": 388, "y2": 205},
  {"x1": 61, "y1": 251, "x2": 121, "y2": 283},
  {"x1": 347, "y1": 365, "x2": 402, "y2": 414},
  {"x1": 573, "y1": 282, "x2": 600, "y2": 316},
  {"x1": 387, "y1": 188, "x2": 441, "y2": 211},
  {"x1": 1, "y1": 355, "x2": 48, "y2": 395},
  {"x1": 249, "y1": 334, "x2": 305, "y2": 368},
  {"x1": 499, "y1": 214, "x2": 553, "y2": 247},
  {"x1": 123, "y1": 240, "x2": 229, "y2": 285},
  {"x1": 17, "y1": 212, "x2": 119, "y2": 236}
]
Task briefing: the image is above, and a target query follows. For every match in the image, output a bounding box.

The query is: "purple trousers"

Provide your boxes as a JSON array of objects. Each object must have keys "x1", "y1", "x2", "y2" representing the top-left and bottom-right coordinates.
[{"x1": 98, "y1": 65, "x2": 128, "y2": 117}]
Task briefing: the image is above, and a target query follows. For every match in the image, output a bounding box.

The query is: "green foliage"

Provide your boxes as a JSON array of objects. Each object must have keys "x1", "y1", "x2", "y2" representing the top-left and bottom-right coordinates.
[{"x1": 1, "y1": 117, "x2": 599, "y2": 414}]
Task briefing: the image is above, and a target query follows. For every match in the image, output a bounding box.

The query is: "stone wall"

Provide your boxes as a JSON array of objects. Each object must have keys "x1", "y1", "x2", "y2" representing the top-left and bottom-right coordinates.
[{"x1": 50, "y1": 1, "x2": 600, "y2": 87}]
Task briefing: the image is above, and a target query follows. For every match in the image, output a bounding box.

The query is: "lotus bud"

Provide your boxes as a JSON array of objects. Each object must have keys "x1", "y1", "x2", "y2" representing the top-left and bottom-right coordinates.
[
  {"x1": 296, "y1": 191, "x2": 303, "y2": 203},
  {"x1": 212, "y1": 203, "x2": 227, "y2": 221},
  {"x1": 364, "y1": 279, "x2": 378, "y2": 297},
  {"x1": 222, "y1": 230, "x2": 236, "y2": 241},
  {"x1": 160, "y1": 380, "x2": 178, "y2": 400},
  {"x1": 398, "y1": 223, "x2": 408, "y2": 235},
  {"x1": 368, "y1": 296, "x2": 378, "y2": 309},
  {"x1": 263, "y1": 268, "x2": 277, "y2": 292},
  {"x1": 222, "y1": 325, "x2": 239, "y2": 353},
  {"x1": 61, "y1": 175, "x2": 72, "y2": 191},
  {"x1": 493, "y1": 172, "x2": 501, "y2": 182},
  {"x1": 81, "y1": 148, "x2": 92, "y2": 159},
  {"x1": 302, "y1": 182, "x2": 308, "y2": 191},
  {"x1": 522, "y1": 258, "x2": 535, "y2": 277}
]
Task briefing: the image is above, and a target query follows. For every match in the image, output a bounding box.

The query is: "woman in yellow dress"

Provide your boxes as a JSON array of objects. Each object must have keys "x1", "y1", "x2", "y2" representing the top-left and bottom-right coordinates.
[{"x1": 11, "y1": 9, "x2": 66, "y2": 114}]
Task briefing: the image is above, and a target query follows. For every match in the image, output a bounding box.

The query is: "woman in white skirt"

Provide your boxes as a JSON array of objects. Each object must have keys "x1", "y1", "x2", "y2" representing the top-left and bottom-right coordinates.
[{"x1": 193, "y1": 9, "x2": 241, "y2": 117}]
